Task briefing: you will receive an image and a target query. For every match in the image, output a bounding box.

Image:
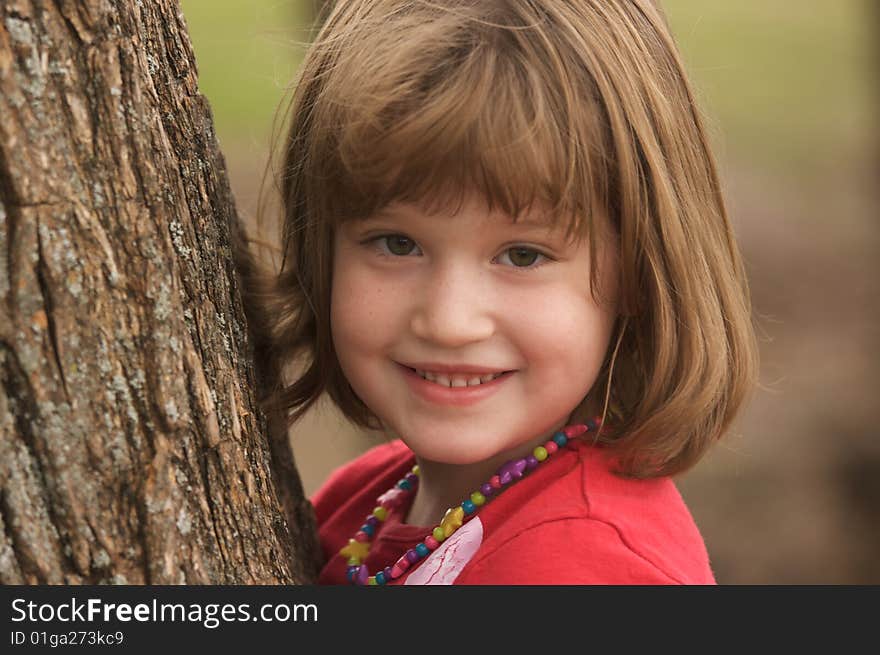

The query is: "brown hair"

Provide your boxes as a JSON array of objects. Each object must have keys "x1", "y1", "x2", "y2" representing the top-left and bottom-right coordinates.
[{"x1": 242, "y1": 0, "x2": 759, "y2": 478}]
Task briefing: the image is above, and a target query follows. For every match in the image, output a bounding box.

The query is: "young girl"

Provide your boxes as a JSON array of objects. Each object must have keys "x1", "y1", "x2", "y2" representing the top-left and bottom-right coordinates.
[{"x1": 252, "y1": 0, "x2": 758, "y2": 584}]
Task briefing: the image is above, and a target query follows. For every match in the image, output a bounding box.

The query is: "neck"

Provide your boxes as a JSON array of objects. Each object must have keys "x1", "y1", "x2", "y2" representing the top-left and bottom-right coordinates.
[{"x1": 402, "y1": 418, "x2": 569, "y2": 528}]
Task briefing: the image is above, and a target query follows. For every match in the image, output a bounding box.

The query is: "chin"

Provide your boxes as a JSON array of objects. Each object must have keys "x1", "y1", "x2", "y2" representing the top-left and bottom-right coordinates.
[{"x1": 413, "y1": 435, "x2": 510, "y2": 466}]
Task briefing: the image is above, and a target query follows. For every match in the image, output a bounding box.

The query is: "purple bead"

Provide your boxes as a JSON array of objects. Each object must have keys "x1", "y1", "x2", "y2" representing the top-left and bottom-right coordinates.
[
  {"x1": 525, "y1": 454, "x2": 539, "y2": 470},
  {"x1": 498, "y1": 458, "x2": 527, "y2": 485},
  {"x1": 383, "y1": 566, "x2": 393, "y2": 579},
  {"x1": 404, "y1": 472, "x2": 418, "y2": 485},
  {"x1": 365, "y1": 515, "x2": 380, "y2": 528},
  {"x1": 480, "y1": 482, "x2": 495, "y2": 497},
  {"x1": 355, "y1": 564, "x2": 369, "y2": 585},
  {"x1": 405, "y1": 548, "x2": 420, "y2": 564}
]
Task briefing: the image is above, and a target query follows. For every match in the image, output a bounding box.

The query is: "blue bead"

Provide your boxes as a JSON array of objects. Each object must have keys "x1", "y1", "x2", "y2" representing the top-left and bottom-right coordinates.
[
  {"x1": 586, "y1": 418, "x2": 599, "y2": 432},
  {"x1": 360, "y1": 523, "x2": 375, "y2": 537},
  {"x1": 462, "y1": 499, "x2": 476, "y2": 514},
  {"x1": 415, "y1": 543, "x2": 429, "y2": 557},
  {"x1": 552, "y1": 431, "x2": 568, "y2": 447},
  {"x1": 346, "y1": 566, "x2": 358, "y2": 582},
  {"x1": 398, "y1": 479, "x2": 412, "y2": 490},
  {"x1": 375, "y1": 571, "x2": 387, "y2": 585}
]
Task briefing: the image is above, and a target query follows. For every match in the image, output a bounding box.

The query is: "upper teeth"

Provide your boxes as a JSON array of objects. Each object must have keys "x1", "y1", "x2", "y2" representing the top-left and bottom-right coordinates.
[{"x1": 415, "y1": 369, "x2": 504, "y2": 387}]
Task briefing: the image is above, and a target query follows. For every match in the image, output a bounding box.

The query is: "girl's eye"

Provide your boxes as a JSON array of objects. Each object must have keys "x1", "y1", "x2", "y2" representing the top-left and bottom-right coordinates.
[
  {"x1": 371, "y1": 234, "x2": 420, "y2": 256},
  {"x1": 498, "y1": 247, "x2": 547, "y2": 269}
]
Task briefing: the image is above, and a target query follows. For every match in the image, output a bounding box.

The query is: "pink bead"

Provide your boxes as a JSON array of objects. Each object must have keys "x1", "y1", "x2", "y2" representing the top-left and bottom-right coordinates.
[
  {"x1": 544, "y1": 440, "x2": 558, "y2": 454},
  {"x1": 425, "y1": 536, "x2": 440, "y2": 550},
  {"x1": 490, "y1": 475, "x2": 502, "y2": 489},
  {"x1": 377, "y1": 488, "x2": 406, "y2": 509},
  {"x1": 354, "y1": 531, "x2": 370, "y2": 543},
  {"x1": 564, "y1": 424, "x2": 588, "y2": 438},
  {"x1": 390, "y1": 555, "x2": 411, "y2": 578}
]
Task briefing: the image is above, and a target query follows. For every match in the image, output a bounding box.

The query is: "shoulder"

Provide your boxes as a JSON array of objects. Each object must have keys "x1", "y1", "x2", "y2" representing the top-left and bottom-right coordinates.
[
  {"x1": 310, "y1": 439, "x2": 413, "y2": 526},
  {"x1": 464, "y1": 440, "x2": 715, "y2": 584},
  {"x1": 576, "y1": 443, "x2": 716, "y2": 584}
]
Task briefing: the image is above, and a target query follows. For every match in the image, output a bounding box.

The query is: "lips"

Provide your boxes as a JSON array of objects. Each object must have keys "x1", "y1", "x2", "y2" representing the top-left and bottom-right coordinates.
[{"x1": 398, "y1": 363, "x2": 514, "y2": 407}]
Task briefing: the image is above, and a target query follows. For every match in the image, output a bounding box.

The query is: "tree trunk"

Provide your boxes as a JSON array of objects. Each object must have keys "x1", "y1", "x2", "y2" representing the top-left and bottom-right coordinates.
[{"x1": 0, "y1": 0, "x2": 320, "y2": 584}]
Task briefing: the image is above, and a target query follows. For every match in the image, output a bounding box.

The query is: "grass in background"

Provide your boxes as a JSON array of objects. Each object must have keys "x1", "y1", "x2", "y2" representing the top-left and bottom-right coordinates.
[
  {"x1": 666, "y1": 0, "x2": 874, "y2": 179},
  {"x1": 180, "y1": 0, "x2": 311, "y2": 147}
]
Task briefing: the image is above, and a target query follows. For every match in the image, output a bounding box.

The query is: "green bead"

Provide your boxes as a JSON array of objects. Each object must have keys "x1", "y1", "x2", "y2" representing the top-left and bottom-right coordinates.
[
  {"x1": 347, "y1": 556, "x2": 361, "y2": 566},
  {"x1": 470, "y1": 491, "x2": 486, "y2": 506},
  {"x1": 432, "y1": 526, "x2": 446, "y2": 542},
  {"x1": 368, "y1": 576, "x2": 377, "y2": 585},
  {"x1": 373, "y1": 506, "x2": 388, "y2": 521},
  {"x1": 533, "y1": 445, "x2": 548, "y2": 461}
]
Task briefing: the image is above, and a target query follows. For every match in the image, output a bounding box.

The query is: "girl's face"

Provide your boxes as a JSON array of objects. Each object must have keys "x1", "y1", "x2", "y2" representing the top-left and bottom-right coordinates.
[{"x1": 331, "y1": 196, "x2": 619, "y2": 465}]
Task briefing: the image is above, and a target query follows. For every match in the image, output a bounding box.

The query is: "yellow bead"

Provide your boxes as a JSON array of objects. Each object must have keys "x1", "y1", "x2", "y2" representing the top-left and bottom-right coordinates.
[
  {"x1": 347, "y1": 556, "x2": 362, "y2": 566},
  {"x1": 339, "y1": 538, "x2": 370, "y2": 561},
  {"x1": 440, "y1": 506, "x2": 464, "y2": 538},
  {"x1": 533, "y1": 445, "x2": 548, "y2": 461},
  {"x1": 432, "y1": 526, "x2": 446, "y2": 542},
  {"x1": 470, "y1": 491, "x2": 486, "y2": 506},
  {"x1": 368, "y1": 576, "x2": 377, "y2": 585},
  {"x1": 373, "y1": 506, "x2": 388, "y2": 521},
  {"x1": 411, "y1": 465, "x2": 420, "y2": 475}
]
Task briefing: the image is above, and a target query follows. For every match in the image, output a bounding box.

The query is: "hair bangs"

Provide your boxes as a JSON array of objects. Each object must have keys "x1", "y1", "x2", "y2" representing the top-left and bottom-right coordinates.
[{"x1": 311, "y1": 9, "x2": 600, "y2": 244}]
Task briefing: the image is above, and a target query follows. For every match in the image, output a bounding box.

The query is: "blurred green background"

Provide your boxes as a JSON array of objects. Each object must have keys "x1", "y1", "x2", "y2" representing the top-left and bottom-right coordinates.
[{"x1": 181, "y1": 0, "x2": 879, "y2": 583}]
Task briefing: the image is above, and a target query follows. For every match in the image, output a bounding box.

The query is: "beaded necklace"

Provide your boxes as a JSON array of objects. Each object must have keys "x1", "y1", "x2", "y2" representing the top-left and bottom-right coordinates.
[{"x1": 339, "y1": 420, "x2": 599, "y2": 585}]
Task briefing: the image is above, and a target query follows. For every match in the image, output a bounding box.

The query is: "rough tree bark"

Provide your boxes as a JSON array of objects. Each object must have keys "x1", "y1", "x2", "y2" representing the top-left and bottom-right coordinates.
[{"x1": 0, "y1": 0, "x2": 320, "y2": 583}]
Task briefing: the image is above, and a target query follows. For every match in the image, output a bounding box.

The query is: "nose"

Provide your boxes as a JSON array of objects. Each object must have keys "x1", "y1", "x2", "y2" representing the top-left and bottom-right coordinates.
[{"x1": 409, "y1": 260, "x2": 495, "y2": 348}]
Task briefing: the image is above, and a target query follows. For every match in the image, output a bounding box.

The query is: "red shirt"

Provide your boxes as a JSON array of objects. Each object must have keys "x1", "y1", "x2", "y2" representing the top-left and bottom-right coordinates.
[{"x1": 311, "y1": 438, "x2": 716, "y2": 584}]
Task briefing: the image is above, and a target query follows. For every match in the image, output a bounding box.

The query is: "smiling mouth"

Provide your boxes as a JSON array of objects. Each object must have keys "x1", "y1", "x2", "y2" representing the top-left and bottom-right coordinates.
[{"x1": 405, "y1": 366, "x2": 514, "y2": 388}]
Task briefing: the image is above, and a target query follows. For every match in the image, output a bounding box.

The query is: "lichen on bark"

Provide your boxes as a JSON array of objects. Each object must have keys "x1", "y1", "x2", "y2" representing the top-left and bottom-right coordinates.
[{"x1": 0, "y1": 0, "x2": 320, "y2": 584}]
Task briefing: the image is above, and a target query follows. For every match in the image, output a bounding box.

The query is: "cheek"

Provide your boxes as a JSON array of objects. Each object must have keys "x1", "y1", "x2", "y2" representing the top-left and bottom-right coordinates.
[
  {"x1": 331, "y1": 264, "x2": 364, "y2": 356},
  {"x1": 518, "y1": 286, "x2": 616, "y2": 384},
  {"x1": 330, "y1": 259, "x2": 397, "y2": 361}
]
